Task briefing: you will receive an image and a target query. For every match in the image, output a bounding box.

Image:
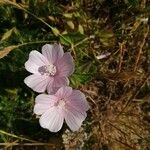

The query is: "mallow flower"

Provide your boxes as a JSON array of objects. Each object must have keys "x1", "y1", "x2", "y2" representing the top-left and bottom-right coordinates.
[
  {"x1": 34, "y1": 86, "x2": 90, "y2": 132},
  {"x1": 24, "y1": 44, "x2": 74, "y2": 94}
]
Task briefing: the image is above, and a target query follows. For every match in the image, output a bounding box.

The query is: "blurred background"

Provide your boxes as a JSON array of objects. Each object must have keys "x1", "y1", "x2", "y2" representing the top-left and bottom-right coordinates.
[{"x1": 0, "y1": 0, "x2": 149, "y2": 149}]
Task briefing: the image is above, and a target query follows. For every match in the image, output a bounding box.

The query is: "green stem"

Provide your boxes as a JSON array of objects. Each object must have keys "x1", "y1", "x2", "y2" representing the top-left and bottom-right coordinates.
[
  {"x1": 18, "y1": 41, "x2": 52, "y2": 47},
  {"x1": 4, "y1": 0, "x2": 72, "y2": 45},
  {"x1": 3, "y1": 0, "x2": 91, "y2": 52},
  {"x1": 0, "y1": 130, "x2": 36, "y2": 143}
]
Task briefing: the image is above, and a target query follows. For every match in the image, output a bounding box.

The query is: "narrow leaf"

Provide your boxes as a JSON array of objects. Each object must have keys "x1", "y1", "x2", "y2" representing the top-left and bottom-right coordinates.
[
  {"x1": 63, "y1": 13, "x2": 73, "y2": 18},
  {"x1": 78, "y1": 24, "x2": 84, "y2": 34},
  {"x1": 67, "y1": 21, "x2": 74, "y2": 29},
  {"x1": 51, "y1": 27, "x2": 60, "y2": 36},
  {"x1": 1, "y1": 28, "x2": 14, "y2": 41},
  {"x1": 0, "y1": 45, "x2": 18, "y2": 59}
]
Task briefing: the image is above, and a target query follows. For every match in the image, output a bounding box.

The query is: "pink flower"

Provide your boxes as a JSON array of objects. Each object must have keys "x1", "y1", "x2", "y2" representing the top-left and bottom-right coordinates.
[
  {"x1": 34, "y1": 86, "x2": 90, "y2": 132},
  {"x1": 24, "y1": 44, "x2": 74, "y2": 94}
]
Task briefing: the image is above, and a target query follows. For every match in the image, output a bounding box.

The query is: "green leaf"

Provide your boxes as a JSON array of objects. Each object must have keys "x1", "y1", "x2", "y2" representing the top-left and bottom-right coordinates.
[
  {"x1": 60, "y1": 32, "x2": 86, "y2": 46},
  {"x1": 51, "y1": 27, "x2": 60, "y2": 36},
  {"x1": 78, "y1": 62, "x2": 97, "y2": 73},
  {"x1": 126, "y1": 0, "x2": 139, "y2": 6},
  {"x1": 1, "y1": 28, "x2": 14, "y2": 41},
  {"x1": 70, "y1": 73, "x2": 91, "y2": 87},
  {"x1": 78, "y1": 24, "x2": 84, "y2": 34},
  {"x1": 63, "y1": 13, "x2": 73, "y2": 18},
  {"x1": 60, "y1": 35, "x2": 72, "y2": 46},
  {"x1": 67, "y1": 21, "x2": 75, "y2": 29},
  {"x1": 70, "y1": 60, "x2": 96, "y2": 87}
]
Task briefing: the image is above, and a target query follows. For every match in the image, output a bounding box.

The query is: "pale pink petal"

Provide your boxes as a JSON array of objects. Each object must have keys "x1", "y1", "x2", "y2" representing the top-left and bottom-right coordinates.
[
  {"x1": 47, "y1": 77, "x2": 69, "y2": 94},
  {"x1": 55, "y1": 86, "x2": 72, "y2": 99},
  {"x1": 64, "y1": 105, "x2": 87, "y2": 131},
  {"x1": 42, "y1": 44, "x2": 64, "y2": 64},
  {"x1": 52, "y1": 76, "x2": 70, "y2": 92},
  {"x1": 35, "y1": 94, "x2": 58, "y2": 104},
  {"x1": 34, "y1": 104, "x2": 50, "y2": 115},
  {"x1": 27, "y1": 50, "x2": 49, "y2": 67},
  {"x1": 46, "y1": 78, "x2": 55, "y2": 94},
  {"x1": 56, "y1": 52, "x2": 74, "y2": 77},
  {"x1": 34, "y1": 94, "x2": 58, "y2": 115},
  {"x1": 47, "y1": 76, "x2": 69, "y2": 94},
  {"x1": 24, "y1": 75, "x2": 51, "y2": 93},
  {"x1": 25, "y1": 60, "x2": 40, "y2": 74},
  {"x1": 39, "y1": 107, "x2": 64, "y2": 132},
  {"x1": 67, "y1": 90, "x2": 90, "y2": 112}
]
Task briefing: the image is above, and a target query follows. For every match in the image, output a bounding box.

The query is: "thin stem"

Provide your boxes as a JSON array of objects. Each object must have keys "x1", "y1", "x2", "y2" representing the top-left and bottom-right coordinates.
[
  {"x1": 116, "y1": 73, "x2": 150, "y2": 118},
  {"x1": 0, "y1": 130, "x2": 36, "y2": 143},
  {"x1": 3, "y1": 0, "x2": 72, "y2": 45},
  {"x1": 0, "y1": 143, "x2": 55, "y2": 146},
  {"x1": 18, "y1": 41, "x2": 52, "y2": 47},
  {"x1": 3, "y1": 0, "x2": 92, "y2": 54},
  {"x1": 134, "y1": 25, "x2": 149, "y2": 71},
  {"x1": 118, "y1": 42, "x2": 126, "y2": 73}
]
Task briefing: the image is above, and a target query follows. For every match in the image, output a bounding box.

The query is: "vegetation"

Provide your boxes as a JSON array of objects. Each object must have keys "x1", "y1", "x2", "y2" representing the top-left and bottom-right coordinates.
[{"x1": 0, "y1": 0, "x2": 149, "y2": 149}]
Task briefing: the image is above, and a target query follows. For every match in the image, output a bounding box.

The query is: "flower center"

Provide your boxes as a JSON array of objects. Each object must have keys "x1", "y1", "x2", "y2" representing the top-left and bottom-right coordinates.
[
  {"x1": 55, "y1": 99, "x2": 66, "y2": 108},
  {"x1": 38, "y1": 64, "x2": 57, "y2": 76}
]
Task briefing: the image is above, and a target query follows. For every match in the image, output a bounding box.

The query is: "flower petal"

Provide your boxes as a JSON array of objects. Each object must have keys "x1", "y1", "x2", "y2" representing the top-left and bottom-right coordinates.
[
  {"x1": 24, "y1": 75, "x2": 51, "y2": 93},
  {"x1": 39, "y1": 107, "x2": 64, "y2": 132},
  {"x1": 46, "y1": 77, "x2": 69, "y2": 94},
  {"x1": 46, "y1": 78, "x2": 55, "y2": 94},
  {"x1": 27, "y1": 50, "x2": 49, "y2": 67},
  {"x1": 64, "y1": 105, "x2": 87, "y2": 131},
  {"x1": 35, "y1": 94, "x2": 58, "y2": 104},
  {"x1": 53, "y1": 76, "x2": 69, "y2": 93},
  {"x1": 67, "y1": 90, "x2": 90, "y2": 112},
  {"x1": 25, "y1": 60, "x2": 39, "y2": 74},
  {"x1": 42, "y1": 44, "x2": 64, "y2": 64},
  {"x1": 34, "y1": 104, "x2": 50, "y2": 115},
  {"x1": 55, "y1": 86, "x2": 72, "y2": 99},
  {"x1": 56, "y1": 52, "x2": 74, "y2": 77},
  {"x1": 34, "y1": 94, "x2": 58, "y2": 115}
]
